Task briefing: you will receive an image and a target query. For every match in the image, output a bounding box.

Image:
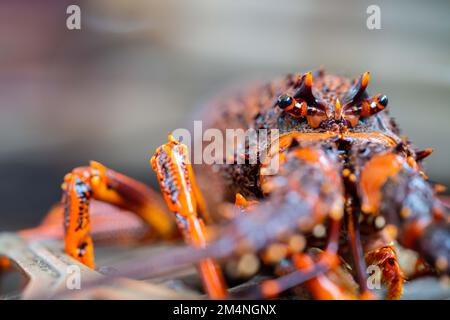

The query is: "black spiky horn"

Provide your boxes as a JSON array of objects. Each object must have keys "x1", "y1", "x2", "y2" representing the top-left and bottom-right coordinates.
[
  {"x1": 416, "y1": 149, "x2": 433, "y2": 161},
  {"x1": 293, "y1": 72, "x2": 316, "y2": 105},
  {"x1": 345, "y1": 72, "x2": 370, "y2": 106}
]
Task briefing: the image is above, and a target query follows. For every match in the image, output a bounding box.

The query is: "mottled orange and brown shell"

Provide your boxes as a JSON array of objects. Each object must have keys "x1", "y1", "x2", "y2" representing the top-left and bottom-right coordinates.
[{"x1": 28, "y1": 70, "x2": 449, "y2": 300}]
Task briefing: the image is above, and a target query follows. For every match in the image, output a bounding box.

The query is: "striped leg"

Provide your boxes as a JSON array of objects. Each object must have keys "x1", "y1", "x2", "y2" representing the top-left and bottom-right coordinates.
[
  {"x1": 62, "y1": 161, "x2": 177, "y2": 268},
  {"x1": 151, "y1": 135, "x2": 227, "y2": 299}
]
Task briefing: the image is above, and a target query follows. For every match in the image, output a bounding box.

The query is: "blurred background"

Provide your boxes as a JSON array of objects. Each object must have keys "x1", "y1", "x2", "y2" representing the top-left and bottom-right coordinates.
[{"x1": 0, "y1": 0, "x2": 449, "y2": 230}]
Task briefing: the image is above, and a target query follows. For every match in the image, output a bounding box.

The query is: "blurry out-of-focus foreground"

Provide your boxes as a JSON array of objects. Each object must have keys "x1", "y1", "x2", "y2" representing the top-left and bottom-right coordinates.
[{"x1": 0, "y1": 0, "x2": 449, "y2": 230}]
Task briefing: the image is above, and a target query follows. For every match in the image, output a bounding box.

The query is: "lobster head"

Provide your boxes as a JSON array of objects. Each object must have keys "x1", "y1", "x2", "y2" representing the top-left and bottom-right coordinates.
[{"x1": 275, "y1": 71, "x2": 388, "y2": 130}]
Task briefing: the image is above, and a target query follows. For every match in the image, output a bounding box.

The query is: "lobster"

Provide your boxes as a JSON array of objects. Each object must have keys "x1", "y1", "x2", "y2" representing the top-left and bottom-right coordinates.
[{"x1": 19, "y1": 70, "x2": 450, "y2": 300}]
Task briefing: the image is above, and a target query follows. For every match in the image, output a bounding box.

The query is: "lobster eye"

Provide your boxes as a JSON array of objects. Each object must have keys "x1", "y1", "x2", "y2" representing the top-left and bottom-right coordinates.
[
  {"x1": 277, "y1": 94, "x2": 293, "y2": 109},
  {"x1": 378, "y1": 95, "x2": 388, "y2": 107}
]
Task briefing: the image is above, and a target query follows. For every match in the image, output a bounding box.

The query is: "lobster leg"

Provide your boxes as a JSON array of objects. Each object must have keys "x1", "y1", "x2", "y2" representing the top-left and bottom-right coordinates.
[
  {"x1": 292, "y1": 252, "x2": 353, "y2": 299},
  {"x1": 233, "y1": 217, "x2": 360, "y2": 300},
  {"x1": 86, "y1": 141, "x2": 348, "y2": 299},
  {"x1": 365, "y1": 244, "x2": 404, "y2": 300},
  {"x1": 151, "y1": 135, "x2": 227, "y2": 299},
  {"x1": 292, "y1": 215, "x2": 378, "y2": 299},
  {"x1": 233, "y1": 140, "x2": 352, "y2": 299},
  {"x1": 99, "y1": 140, "x2": 362, "y2": 300},
  {"x1": 291, "y1": 214, "x2": 374, "y2": 300},
  {"x1": 355, "y1": 144, "x2": 450, "y2": 274},
  {"x1": 241, "y1": 254, "x2": 334, "y2": 299},
  {"x1": 346, "y1": 209, "x2": 372, "y2": 296},
  {"x1": 20, "y1": 201, "x2": 155, "y2": 245},
  {"x1": 290, "y1": 216, "x2": 357, "y2": 300},
  {"x1": 260, "y1": 136, "x2": 378, "y2": 299},
  {"x1": 62, "y1": 161, "x2": 177, "y2": 268}
]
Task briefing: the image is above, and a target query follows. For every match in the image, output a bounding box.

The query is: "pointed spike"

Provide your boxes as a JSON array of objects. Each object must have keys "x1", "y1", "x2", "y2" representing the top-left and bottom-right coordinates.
[
  {"x1": 335, "y1": 98, "x2": 341, "y2": 120},
  {"x1": 235, "y1": 193, "x2": 248, "y2": 209},
  {"x1": 354, "y1": 72, "x2": 370, "y2": 95},
  {"x1": 416, "y1": 148, "x2": 433, "y2": 161},
  {"x1": 293, "y1": 72, "x2": 316, "y2": 104},
  {"x1": 345, "y1": 72, "x2": 371, "y2": 106},
  {"x1": 361, "y1": 71, "x2": 370, "y2": 89},
  {"x1": 305, "y1": 72, "x2": 313, "y2": 88}
]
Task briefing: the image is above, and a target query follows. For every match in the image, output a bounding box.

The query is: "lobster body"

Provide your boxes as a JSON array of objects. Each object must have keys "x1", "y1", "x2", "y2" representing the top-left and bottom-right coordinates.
[
  {"x1": 35, "y1": 70, "x2": 449, "y2": 300},
  {"x1": 194, "y1": 71, "x2": 449, "y2": 278}
]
